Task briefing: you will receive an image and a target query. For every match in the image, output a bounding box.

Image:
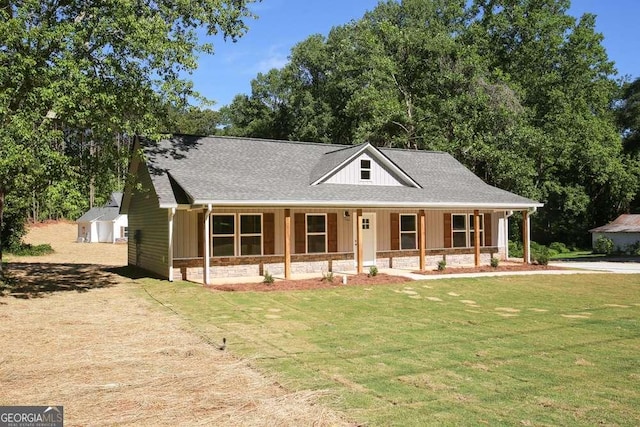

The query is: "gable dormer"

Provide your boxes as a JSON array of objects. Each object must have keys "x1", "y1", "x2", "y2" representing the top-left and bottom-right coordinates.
[{"x1": 310, "y1": 143, "x2": 421, "y2": 188}]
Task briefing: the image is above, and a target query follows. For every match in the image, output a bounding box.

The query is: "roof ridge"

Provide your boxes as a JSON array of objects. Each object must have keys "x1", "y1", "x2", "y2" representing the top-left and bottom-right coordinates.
[
  {"x1": 379, "y1": 146, "x2": 448, "y2": 154},
  {"x1": 166, "y1": 134, "x2": 451, "y2": 155},
  {"x1": 324, "y1": 143, "x2": 364, "y2": 154},
  {"x1": 173, "y1": 134, "x2": 352, "y2": 149}
]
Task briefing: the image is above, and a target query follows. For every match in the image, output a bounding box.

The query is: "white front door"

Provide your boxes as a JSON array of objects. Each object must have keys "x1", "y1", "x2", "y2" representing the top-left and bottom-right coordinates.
[{"x1": 354, "y1": 213, "x2": 376, "y2": 267}]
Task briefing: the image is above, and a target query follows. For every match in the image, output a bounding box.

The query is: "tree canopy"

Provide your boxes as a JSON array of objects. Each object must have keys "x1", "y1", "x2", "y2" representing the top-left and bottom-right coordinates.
[
  {"x1": 0, "y1": 0, "x2": 257, "y2": 276},
  {"x1": 220, "y1": 0, "x2": 639, "y2": 245}
]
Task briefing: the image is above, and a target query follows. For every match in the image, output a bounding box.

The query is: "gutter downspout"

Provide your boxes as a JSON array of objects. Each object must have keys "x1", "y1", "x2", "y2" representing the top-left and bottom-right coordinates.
[
  {"x1": 203, "y1": 204, "x2": 212, "y2": 285},
  {"x1": 168, "y1": 207, "x2": 176, "y2": 281}
]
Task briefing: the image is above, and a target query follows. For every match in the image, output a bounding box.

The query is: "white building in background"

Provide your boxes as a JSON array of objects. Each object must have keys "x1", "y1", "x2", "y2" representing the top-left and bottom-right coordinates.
[{"x1": 76, "y1": 192, "x2": 128, "y2": 243}]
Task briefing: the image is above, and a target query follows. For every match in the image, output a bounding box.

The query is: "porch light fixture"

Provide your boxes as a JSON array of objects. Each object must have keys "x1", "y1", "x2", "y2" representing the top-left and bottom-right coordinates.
[{"x1": 343, "y1": 210, "x2": 351, "y2": 219}]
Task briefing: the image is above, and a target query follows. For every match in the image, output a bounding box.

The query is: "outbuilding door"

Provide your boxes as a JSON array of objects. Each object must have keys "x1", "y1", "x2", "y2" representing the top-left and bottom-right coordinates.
[{"x1": 354, "y1": 213, "x2": 376, "y2": 267}]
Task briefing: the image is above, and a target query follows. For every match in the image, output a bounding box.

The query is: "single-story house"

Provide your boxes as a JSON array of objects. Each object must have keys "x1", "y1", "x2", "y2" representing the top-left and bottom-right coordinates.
[
  {"x1": 590, "y1": 214, "x2": 640, "y2": 251},
  {"x1": 121, "y1": 135, "x2": 542, "y2": 283},
  {"x1": 76, "y1": 192, "x2": 128, "y2": 243}
]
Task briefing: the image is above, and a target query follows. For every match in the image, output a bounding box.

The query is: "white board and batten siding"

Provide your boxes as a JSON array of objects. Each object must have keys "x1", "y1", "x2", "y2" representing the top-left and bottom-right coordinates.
[
  {"x1": 173, "y1": 210, "x2": 199, "y2": 258},
  {"x1": 127, "y1": 166, "x2": 170, "y2": 278},
  {"x1": 172, "y1": 208, "x2": 353, "y2": 258},
  {"x1": 324, "y1": 153, "x2": 405, "y2": 186},
  {"x1": 173, "y1": 208, "x2": 287, "y2": 258},
  {"x1": 172, "y1": 208, "x2": 505, "y2": 259}
]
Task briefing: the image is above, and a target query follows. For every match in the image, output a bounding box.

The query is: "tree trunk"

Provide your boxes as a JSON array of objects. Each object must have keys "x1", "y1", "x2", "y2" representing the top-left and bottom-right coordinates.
[
  {"x1": 89, "y1": 176, "x2": 95, "y2": 208},
  {"x1": 0, "y1": 189, "x2": 5, "y2": 279}
]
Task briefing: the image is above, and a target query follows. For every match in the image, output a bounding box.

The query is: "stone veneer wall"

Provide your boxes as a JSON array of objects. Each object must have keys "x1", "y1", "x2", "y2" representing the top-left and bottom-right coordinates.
[{"x1": 174, "y1": 248, "x2": 500, "y2": 281}]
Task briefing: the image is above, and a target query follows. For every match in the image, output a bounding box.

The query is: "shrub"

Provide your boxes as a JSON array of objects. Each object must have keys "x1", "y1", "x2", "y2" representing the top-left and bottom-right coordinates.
[
  {"x1": 437, "y1": 259, "x2": 446, "y2": 271},
  {"x1": 8, "y1": 243, "x2": 54, "y2": 256},
  {"x1": 490, "y1": 257, "x2": 499, "y2": 268},
  {"x1": 535, "y1": 248, "x2": 550, "y2": 265},
  {"x1": 549, "y1": 242, "x2": 570, "y2": 254},
  {"x1": 263, "y1": 271, "x2": 274, "y2": 285},
  {"x1": 593, "y1": 236, "x2": 614, "y2": 255},
  {"x1": 621, "y1": 241, "x2": 640, "y2": 256},
  {"x1": 508, "y1": 240, "x2": 523, "y2": 258},
  {"x1": 321, "y1": 271, "x2": 334, "y2": 283},
  {"x1": 368, "y1": 266, "x2": 378, "y2": 277}
]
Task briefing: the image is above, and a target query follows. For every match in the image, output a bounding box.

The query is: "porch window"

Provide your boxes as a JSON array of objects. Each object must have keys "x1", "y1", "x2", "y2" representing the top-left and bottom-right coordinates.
[
  {"x1": 360, "y1": 159, "x2": 371, "y2": 180},
  {"x1": 400, "y1": 214, "x2": 417, "y2": 250},
  {"x1": 212, "y1": 215, "x2": 235, "y2": 256},
  {"x1": 306, "y1": 214, "x2": 326, "y2": 253},
  {"x1": 240, "y1": 214, "x2": 262, "y2": 256},
  {"x1": 120, "y1": 226, "x2": 129, "y2": 238},
  {"x1": 451, "y1": 213, "x2": 484, "y2": 248}
]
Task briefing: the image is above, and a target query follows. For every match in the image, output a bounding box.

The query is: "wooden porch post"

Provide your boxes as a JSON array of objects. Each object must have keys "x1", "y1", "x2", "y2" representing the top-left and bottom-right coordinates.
[
  {"x1": 356, "y1": 208, "x2": 363, "y2": 274},
  {"x1": 474, "y1": 209, "x2": 480, "y2": 266},
  {"x1": 419, "y1": 210, "x2": 426, "y2": 271},
  {"x1": 284, "y1": 208, "x2": 291, "y2": 279},
  {"x1": 522, "y1": 210, "x2": 530, "y2": 264},
  {"x1": 203, "y1": 205, "x2": 212, "y2": 285}
]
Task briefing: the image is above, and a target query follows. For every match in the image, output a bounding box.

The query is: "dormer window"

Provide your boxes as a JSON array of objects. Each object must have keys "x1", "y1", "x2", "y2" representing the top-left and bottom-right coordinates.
[{"x1": 360, "y1": 159, "x2": 371, "y2": 180}]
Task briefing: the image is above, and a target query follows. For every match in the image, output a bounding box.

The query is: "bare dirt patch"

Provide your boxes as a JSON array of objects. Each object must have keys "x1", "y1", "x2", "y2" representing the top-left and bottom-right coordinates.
[
  {"x1": 9, "y1": 220, "x2": 127, "y2": 266},
  {"x1": 1, "y1": 222, "x2": 349, "y2": 426}
]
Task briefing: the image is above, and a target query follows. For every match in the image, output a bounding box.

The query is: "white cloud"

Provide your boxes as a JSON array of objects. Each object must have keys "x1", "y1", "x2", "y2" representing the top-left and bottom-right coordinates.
[{"x1": 255, "y1": 53, "x2": 289, "y2": 73}]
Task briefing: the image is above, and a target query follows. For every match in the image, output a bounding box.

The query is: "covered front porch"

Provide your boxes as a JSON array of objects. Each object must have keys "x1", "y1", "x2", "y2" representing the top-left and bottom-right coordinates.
[{"x1": 167, "y1": 206, "x2": 534, "y2": 284}]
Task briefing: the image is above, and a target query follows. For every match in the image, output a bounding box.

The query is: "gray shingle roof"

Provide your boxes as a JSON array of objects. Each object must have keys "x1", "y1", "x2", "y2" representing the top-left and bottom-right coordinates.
[
  {"x1": 141, "y1": 135, "x2": 541, "y2": 209},
  {"x1": 590, "y1": 214, "x2": 640, "y2": 233},
  {"x1": 309, "y1": 144, "x2": 364, "y2": 184},
  {"x1": 76, "y1": 207, "x2": 122, "y2": 222}
]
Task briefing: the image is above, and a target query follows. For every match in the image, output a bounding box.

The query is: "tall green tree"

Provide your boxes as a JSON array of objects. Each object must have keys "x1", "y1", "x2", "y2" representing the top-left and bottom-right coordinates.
[
  {"x1": 618, "y1": 77, "x2": 640, "y2": 154},
  {"x1": 0, "y1": 0, "x2": 257, "y2": 278},
  {"x1": 469, "y1": 0, "x2": 637, "y2": 243},
  {"x1": 222, "y1": 0, "x2": 633, "y2": 245},
  {"x1": 164, "y1": 106, "x2": 222, "y2": 136}
]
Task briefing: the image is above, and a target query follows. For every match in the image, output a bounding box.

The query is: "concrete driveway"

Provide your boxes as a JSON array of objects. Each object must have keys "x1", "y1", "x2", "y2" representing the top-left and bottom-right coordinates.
[{"x1": 550, "y1": 259, "x2": 640, "y2": 274}]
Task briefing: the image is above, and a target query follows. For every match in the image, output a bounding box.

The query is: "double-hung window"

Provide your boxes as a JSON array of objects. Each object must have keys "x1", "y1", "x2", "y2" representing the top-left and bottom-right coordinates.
[
  {"x1": 212, "y1": 215, "x2": 235, "y2": 256},
  {"x1": 306, "y1": 214, "x2": 327, "y2": 253},
  {"x1": 400, "y1": 214, "x2": 417, "y2": 250},
  {"x1": 240, "y1": 214, "x2": 262, "y2": 256},
  {"x1": 451, "y1": 214, "x2": 484, "y2": 248},
  {"x1": 212, "y1": 214, "x2": 263, "y2": 256},
  {"x1": 360, "y1": 159, "x2": 371, "y2": 180}
]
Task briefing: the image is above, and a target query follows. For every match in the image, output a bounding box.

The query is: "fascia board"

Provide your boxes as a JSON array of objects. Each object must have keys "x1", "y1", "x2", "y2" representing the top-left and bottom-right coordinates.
[{"x1": 189, "y1": 199, "x2": 544, "y2": 210}]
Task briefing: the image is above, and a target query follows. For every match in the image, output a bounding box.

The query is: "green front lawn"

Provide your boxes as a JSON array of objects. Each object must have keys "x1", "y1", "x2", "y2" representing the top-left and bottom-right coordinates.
[{"x1": 140, "y1": 274, "x2": 640, "y2": 426}]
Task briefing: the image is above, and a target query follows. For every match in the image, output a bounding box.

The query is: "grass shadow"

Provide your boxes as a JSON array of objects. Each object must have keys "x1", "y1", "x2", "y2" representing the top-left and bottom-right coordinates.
[
  {"x1": 1, "y1": 262, "x2": 122, "y2": 299},
  {"x1": 105, "y1": 265, "x2": 166, "y2": 280}
]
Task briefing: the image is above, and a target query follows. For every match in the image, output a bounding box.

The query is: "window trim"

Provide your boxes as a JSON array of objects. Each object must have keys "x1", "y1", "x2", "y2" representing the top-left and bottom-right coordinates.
[
  {"x1": 239, "y1": 213, "x2": 263, "y2": 256},
  {"x1": 451, "y1": 213, "x2": 484, "y2": 248},
  {"x1": 360, "y1": 158, "x2": 372, "y2": 181},
  {"x1": 399, "y1": 214, "x2": 417, "y2": 250},
  {"x1": 210, "y1": 213, "x2": 264, "y2": 257},
  {"x1": 306, "y1": 213, "x2": 328, "y2": 254},
  {"x1": 211, "y1": 214, "x2": 236, "y2": 257}
]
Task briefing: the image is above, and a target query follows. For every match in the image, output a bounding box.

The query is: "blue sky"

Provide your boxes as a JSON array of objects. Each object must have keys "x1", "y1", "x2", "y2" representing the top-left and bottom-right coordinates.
[{"x1": 192, "y1": 0, "x2": 640, "y2": 108}]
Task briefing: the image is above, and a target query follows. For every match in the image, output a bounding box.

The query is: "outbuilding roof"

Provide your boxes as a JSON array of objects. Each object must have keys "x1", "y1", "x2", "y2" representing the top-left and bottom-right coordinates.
[
  {"x1": 590, "y1": 214, "x2": 640, "y2": 233},
  {"x1": 135, "y1": 135, "x2": 541, "y2": 210},
  {"x1": 76, "y1": 206, "x2": 122, "y2": 223}
]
